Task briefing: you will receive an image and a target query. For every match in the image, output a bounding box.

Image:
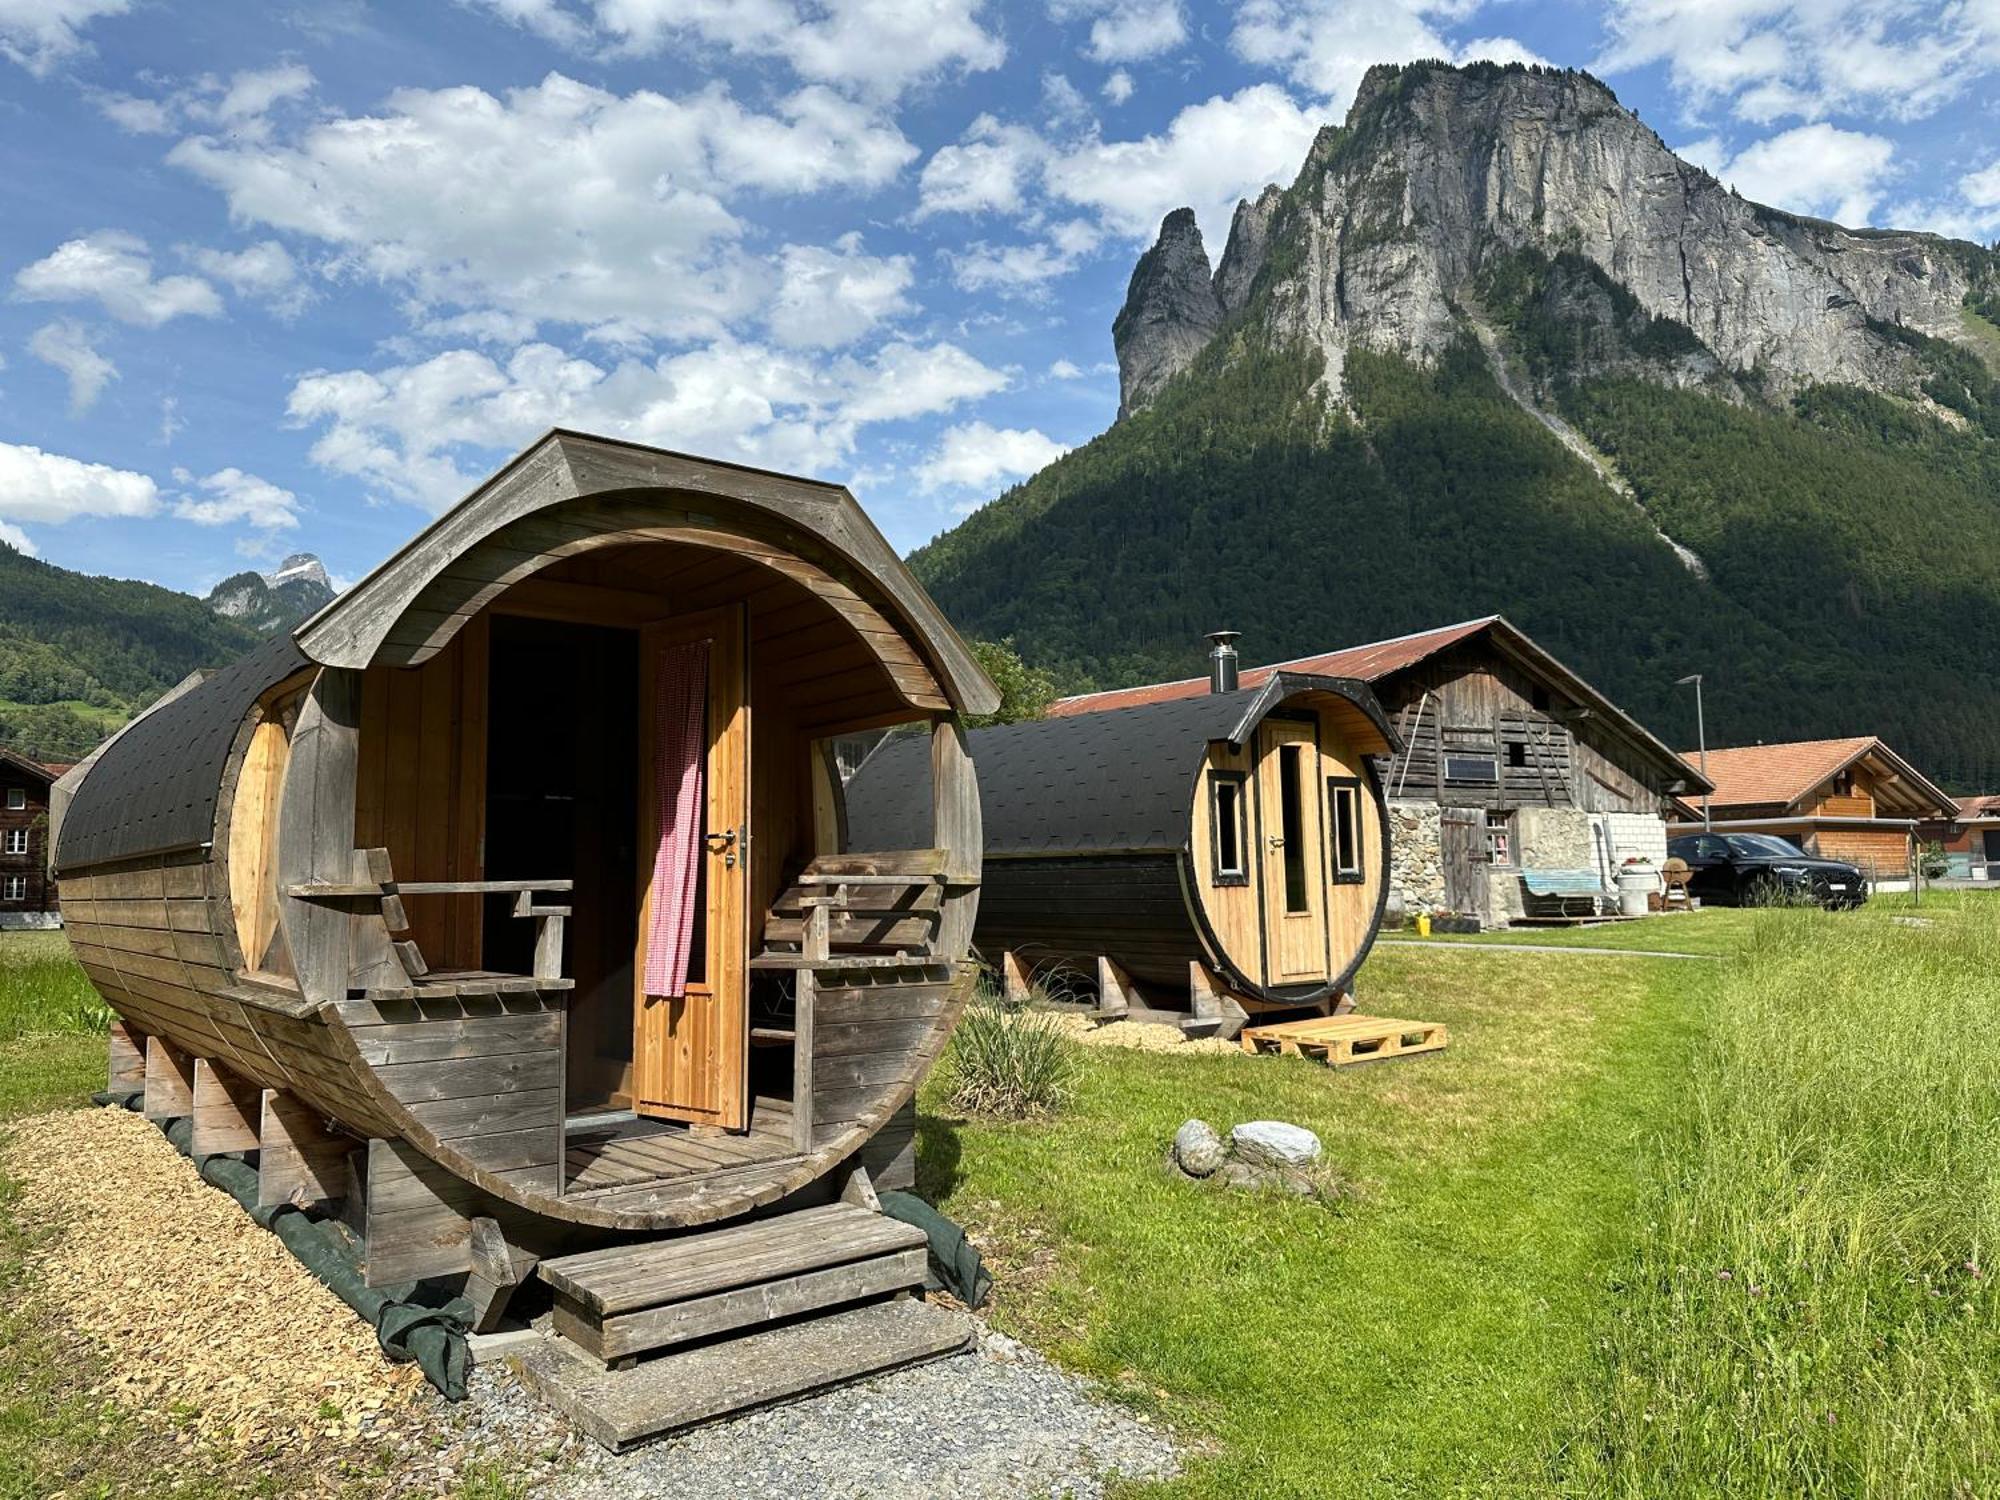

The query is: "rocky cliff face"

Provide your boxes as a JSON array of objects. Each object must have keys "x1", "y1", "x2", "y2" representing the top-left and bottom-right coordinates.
[
  {"x1": 1111, "y1": 208, "x2": 1225, "y2": 418},
  {"x1": 206, "y1": 552, "x2": 335, "y2": 634},
  {"x1": 1115, "y1": 62, "x2": 1996, "y2": 417}
]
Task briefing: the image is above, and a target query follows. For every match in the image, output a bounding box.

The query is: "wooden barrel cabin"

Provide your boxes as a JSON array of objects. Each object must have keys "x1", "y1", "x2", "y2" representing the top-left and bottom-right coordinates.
[
  {"x1": 52, "y1": 430, "x2": 996, "y2": 1313},
  {"x1": 846, "y1": 641, "x2": 1397, "y2": 1032}
]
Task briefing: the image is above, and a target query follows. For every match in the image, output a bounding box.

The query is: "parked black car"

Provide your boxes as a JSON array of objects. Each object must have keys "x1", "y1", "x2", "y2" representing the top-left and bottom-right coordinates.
[{"x1": 1667, "y1": 833, "x2": 1869, "y2": 909}]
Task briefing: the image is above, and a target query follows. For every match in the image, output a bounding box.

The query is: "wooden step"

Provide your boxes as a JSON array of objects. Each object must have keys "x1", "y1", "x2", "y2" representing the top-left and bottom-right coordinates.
[
  {"x1": 516, "y1": 1296, "x2": 976, "y2": 1451},
  {"x1": 540, "y1": 1201, "x2": 930, "y2": 1362}
]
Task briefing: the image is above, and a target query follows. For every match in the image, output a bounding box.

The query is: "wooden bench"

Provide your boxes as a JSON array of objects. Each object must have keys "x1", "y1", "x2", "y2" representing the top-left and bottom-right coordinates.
[
  {"x1": 751, "y1": 849, "x2": 947, "y2": 973},
  {"x1": 285, "y1": 846, "x2": 574, "y2": 1000},
  {"x1": 1517, "y1": 868, "x2": 1610, "y2": 920}
]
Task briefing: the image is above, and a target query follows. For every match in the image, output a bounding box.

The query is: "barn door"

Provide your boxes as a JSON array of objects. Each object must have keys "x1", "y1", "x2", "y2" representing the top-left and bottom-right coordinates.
[
  {"x1": 1440, "y1": 807, "x2": 1485, "y2": 917},
  {"x1": 1256, "y1": 719, "x2": 1329, "y2": 983},
  {"x1": 633, "y1": 605, "x2": 749, "y2": 1130}
]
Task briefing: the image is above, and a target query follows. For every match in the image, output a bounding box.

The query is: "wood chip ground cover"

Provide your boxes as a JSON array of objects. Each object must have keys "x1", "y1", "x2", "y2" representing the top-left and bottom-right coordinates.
[{"x1": 0, "y1": 1106, "x2": 427, "y2": 1454}]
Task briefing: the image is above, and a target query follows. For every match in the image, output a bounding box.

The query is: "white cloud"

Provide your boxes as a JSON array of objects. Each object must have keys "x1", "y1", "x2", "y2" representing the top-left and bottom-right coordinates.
[
  {"x1": 949, "y1": 219, "x2": 1103, "y2": 294},
  {"x1": 94, "y1": 89, "x2": 176, "y2": 133},
  {"x1": 0, "y1": 521, "x2": 34, "y2": 557},
  {"x1": 287, "y1": 337, "x2": 1009, "y2": 511},
  {"x1": 175, "y1": 467, "x2": 302, "y2": 529},
  {"x1": 1230, "y1": 0, "x2": 1543, "y2": 114},
  {"x1": 27, "y1": 320, "x2": 117, "y2": 413},
  {"x1": 158, "y1": 395, "x2": 184, "y2": 444},
  {"x1": 590, "y1": 0, "x2": 1006, "y2": 100},
  {"x1": 917, "y1": 115, "x2": 1049, "y2": 218},
  {"x1": 168, "y1": 74, "x2": 916, "y2": 342},
  {"x1": 767, "y1": 236, "x2": 912, "y2": 349},
  {"x1": 1046, "y1": 84, "x2": 1319, "y2": 242},
  {"x1": 0, "y1": 0, "x2": 128, "y2": 75},
  {"x1": 0, "y1": 442, "x2": 158, "y2": 531},
  {"x1": 1705, "y1": 123, "x2": 1898, "y2": 226},
  {"x1": 189, "y1": 240, "x2": 310, "y2": 318},
  {"x1": 1964, "y1": 159, "x2": 2000, "y2": 211},
  {"x1": 1103, "y1": 69, "x2": 1134, "y2": 104},
  {"x1": 1596, "y1": 0, "x2": 2000, "y2": 125},
  {"x1": 14, "y1": 231, "x2": 224, "y2": 327},
  {"x1": 916, "y1": 421, "x2": 1068, "y2": 493},
  {"x1": 1049, "y1": 358, "x2": 1084, "y2": 378},
  {"x1": 1053, "y1": 0, "x2": 1186, "y2": 63},
  {"x1": 458, "y1": 0, "x2": 592, "y2": 45}
]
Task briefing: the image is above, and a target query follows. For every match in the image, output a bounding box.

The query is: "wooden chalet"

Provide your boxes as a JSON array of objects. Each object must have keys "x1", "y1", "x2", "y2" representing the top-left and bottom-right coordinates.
[
  {"x1": 1671, "y1": 736, "x2": 1958, "y2": 882},
  {"x1": 1050, "y1": 617, "x2": 1704, "y2": 927},
  {"x1": 1920, "y1": 793, "x2": 2000, "y2": 880},
  {"x1": 50, "y1": 431, "x2": 1000, "y2": 1436},
  {"x1": 0, "y1": 747, "x2": 60, "y2": 922}
]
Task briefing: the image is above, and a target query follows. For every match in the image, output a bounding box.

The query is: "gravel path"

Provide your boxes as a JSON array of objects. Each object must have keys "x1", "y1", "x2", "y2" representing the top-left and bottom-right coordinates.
[{"x1": 532, "y1": 1328, "x2": 1180, "y2": 1500}]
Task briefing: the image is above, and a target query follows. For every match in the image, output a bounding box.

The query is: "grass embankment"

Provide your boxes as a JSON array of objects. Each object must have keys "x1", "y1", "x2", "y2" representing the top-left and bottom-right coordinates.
[
  {"x1": 1571, "y1": 903, "x2": 2000, "y2": 1494},
  {"x1": 923, "y1": 943, "x2": 1707, "y2": 1496}
]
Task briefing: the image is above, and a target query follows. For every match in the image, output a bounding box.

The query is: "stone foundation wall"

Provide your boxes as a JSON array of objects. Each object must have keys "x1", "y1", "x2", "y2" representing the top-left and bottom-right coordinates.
[{"x1": 1387, "y1": 801, "x2": 1445, "y2": 917}]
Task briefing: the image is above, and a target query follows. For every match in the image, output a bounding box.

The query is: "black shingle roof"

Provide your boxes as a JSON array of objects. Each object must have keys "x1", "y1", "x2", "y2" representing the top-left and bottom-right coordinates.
[
  {"x1": 57, "y1": 634, "x2": 308, "y2": 871},
  {"x1": 847, "y1": 686, "x2": 1282, "y2": 858}
]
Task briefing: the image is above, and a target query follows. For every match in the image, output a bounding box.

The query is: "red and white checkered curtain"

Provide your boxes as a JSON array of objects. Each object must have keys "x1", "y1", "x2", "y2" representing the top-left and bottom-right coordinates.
[{"x1": 643, "y1": 637, "x2": 708, "y2": 999}]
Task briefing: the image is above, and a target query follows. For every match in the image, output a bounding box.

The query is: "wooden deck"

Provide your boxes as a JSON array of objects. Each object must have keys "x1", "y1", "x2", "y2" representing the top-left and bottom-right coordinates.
[
  {"x1": 1239, "y1": 1014, "x2": 1449, "y2": 1067},
  {"x1": 565, "y1": 1096, "x2": 798, "y2": 1196}
]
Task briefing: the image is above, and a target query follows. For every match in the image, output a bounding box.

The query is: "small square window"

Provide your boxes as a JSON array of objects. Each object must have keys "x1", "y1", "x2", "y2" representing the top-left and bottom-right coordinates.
[
  {"x1": 4, "y1": 788, "x2": 23, "y2": 811},
  {"x1": 1326, "y1": 777, "x2": 1364, "y2": 884},
  {"x1": 2, "y1": 875, "x2": 25, "y2": 901},
  {"x1": 3, "y1": 828, "x2": 26, "y2": 855},
  {"x1": 1506, "y1": 741, "x2": 1528, "y2": 769},
  {"x1": 1486, "y1": 811, "x2": 1514, "y2": 866}
]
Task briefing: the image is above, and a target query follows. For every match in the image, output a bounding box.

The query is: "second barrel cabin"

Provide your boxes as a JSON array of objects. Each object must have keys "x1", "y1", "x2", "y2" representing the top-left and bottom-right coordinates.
[{"x1": 847, "y1": 634, "x2": 1398, "y2": 1032}]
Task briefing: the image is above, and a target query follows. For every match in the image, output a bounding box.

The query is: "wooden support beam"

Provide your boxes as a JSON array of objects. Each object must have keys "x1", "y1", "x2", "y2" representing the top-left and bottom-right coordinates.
[
  {"x1": 359, "y1": 1138, "x2": 477, "y2": 1287},
  {"x1": 143, "y1": 1035, "x2": 196, "y2": 1121},
  {"x1": 1189, "y1": 961, "x2": 1250, "y2": 1043},
  {"x1": 258, "y1": 1089, "x2": 353, "y2": 1210},
  {"x1": 465, "y1": 1215, "x2": 539, "y2": 1333},
  {"x1": 839, "y1": 1163, "x2": 881, "y2": 1213},
  {"x1": 1333, "y1": 988, "x2": 1357, "y2": 1016},
  {"x1": 1095, "y1": 956, "x2": 1134, "y2": 1019},
  {"x1": 107, "y1": 1018, "x2": 146, "y2": 1094},
  {"x1": 191, "y1": 1058, "x2": 261, "y2": 1156},
  {"x1": 1001, "y1": 949, "x2": 1030, "y2": 1004}
]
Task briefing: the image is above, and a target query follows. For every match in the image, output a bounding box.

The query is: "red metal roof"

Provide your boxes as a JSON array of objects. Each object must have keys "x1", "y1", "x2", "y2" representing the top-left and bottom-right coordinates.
[{"x1": 1048, "y1": 617, "x2": 1500, "y2": 717}]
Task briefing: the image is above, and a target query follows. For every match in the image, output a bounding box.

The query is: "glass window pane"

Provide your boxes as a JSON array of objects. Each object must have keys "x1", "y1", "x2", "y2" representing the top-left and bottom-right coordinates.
[
  {"x1": 1280, "y1": 745, "x2": 1308, "y2": 912},
  {"x1": 1214, "y1": 779, "x2": 1242, "y2": 877}
]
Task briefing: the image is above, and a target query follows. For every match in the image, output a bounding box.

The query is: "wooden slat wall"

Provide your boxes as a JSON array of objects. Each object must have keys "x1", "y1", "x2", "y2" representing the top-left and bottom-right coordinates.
[
  {"x1": 977, "y1": 856, "x2": 1196, "y2": 989},
  {"x1": 337, "y1": 993, "x2": 564, "y2": 1196},
  {"x1": 809, "y1": 974, "x2": 959, "y2": 1139},
  {"x1": 354, "y1": 620, "x2": 489, "y2": 971},
  {"x1": 63, "y1": 852, "x2": 398, "y2": 1135}
]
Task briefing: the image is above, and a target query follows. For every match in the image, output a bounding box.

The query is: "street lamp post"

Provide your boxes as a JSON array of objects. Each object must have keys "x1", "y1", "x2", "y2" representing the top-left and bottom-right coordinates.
[{"x1": 1676, "y1": 673, "x2": 1710, "y2": 831}]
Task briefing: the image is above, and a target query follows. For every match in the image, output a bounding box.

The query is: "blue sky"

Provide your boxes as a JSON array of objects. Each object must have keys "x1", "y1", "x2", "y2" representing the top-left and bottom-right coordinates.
[{"x1": 1, "y1": 0, "x2": 1996, "y2": 597}]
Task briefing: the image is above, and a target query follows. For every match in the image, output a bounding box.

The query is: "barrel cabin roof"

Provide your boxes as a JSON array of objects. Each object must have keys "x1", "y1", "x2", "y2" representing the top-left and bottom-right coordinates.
[
  {"x1": 1678, "y1": 737, "x2": 1958, "y2": 821},
  {"x1": 847, "y1": 672, "x2": 1396, "y2": 859},
  {"x1": 55, "y1": 633, "x2": 308, "y2": 872},
  {"x1": 1047, "y1": 615, "x2": 1703, "y2": 795}
]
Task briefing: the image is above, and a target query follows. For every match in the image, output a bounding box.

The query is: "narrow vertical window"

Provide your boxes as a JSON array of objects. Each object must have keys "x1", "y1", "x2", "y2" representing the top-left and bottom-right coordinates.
[
  {"x1": 1327, "y1": 777, "x2": 1363, "y2": 883},
  {"x1": 1210, "y1": 772, "x2": 1247, "y2": 885},
  {"x1": 1280, "y1": 744, "x2": 1308, "y2": 913}
]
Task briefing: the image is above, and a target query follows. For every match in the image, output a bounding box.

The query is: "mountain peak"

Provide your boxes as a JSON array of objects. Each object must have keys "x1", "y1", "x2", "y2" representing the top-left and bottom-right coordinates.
[
  {"x1": 1110, "y1": 59, "x2": 1997, "y2": 420},
  {"x1": 205, "y1": 550, "x2": 335, "y2": 635}
]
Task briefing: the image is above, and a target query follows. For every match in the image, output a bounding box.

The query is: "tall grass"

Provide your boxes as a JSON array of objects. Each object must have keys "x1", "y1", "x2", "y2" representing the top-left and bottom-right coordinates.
[
  {"x1": 0, "y1": 933, "x2": 107, "y2": 1043},
  {"x1": 938, "y1": 987, "x2": 1078, "y2": 1118},
  {"x1": 1569, "y1": 908, "x2": 2000, "y2": 1495}
]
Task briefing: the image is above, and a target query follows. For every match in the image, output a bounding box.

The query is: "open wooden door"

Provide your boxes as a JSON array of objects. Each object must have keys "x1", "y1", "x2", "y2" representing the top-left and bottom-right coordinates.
[
  {"x1": 1256, "y1": 718, "x2": 1330, "y2": 984},
  {"x1": 633, "y1": 605, "x2": 749, "y2": 1130}
]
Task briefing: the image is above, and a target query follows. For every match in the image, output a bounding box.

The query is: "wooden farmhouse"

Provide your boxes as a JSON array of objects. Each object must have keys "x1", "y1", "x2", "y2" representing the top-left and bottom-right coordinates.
[
  {"x1": 49, "y1": 431, "x2": 1000, "y2": 1436},
  {"x1": 0, "y1": 746, "x2": 62, "y2": 926},
  {"x1": 1046, "y1": 617, "x2": 1705, "y2": 929},
  {"x1": 847, "y1": 643, "x2": 1399, "y2": 1032},
  {"x1": 1671, "y1": 737, "x2": 1959, "y2": 884}
]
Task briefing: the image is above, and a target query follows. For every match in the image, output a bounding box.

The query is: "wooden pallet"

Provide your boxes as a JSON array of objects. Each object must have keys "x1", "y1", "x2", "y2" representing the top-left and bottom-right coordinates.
[{"x1": 1238, "y1": 1014, "x2": 1448, "y2": 1067}]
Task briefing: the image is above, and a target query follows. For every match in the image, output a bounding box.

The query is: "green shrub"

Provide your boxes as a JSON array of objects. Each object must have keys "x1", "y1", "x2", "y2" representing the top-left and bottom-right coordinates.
[{"x1": 939, "y1": 991, "x2": 1078, "y2": 1119}]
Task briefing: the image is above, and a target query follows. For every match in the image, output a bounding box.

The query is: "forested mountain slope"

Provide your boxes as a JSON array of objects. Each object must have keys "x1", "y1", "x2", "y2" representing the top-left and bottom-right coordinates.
[
  {"x1": 0, "y1": 542, "x2": 262, "y2": 762},
  {"x1": 912, "y1": 61, "x2": 2000, "y2": 790}
]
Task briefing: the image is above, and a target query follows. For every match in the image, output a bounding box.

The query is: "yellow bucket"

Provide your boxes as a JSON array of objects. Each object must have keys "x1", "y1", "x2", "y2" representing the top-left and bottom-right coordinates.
[{"x1": 1415, "y1": 912, "x2": 1431, "y2": 937}]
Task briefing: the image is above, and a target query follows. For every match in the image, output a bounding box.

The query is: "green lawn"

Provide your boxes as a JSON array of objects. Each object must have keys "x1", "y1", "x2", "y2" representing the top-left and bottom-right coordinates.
[{"x1": 922, "y1": 942, "x2": 1710, "y2": 1496}]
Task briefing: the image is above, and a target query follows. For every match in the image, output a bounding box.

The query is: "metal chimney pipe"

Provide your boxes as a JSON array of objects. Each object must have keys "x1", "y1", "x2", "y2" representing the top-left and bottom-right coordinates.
[{"x1": 1206, "y1": 630, "x2": 1241, "y2": 694}]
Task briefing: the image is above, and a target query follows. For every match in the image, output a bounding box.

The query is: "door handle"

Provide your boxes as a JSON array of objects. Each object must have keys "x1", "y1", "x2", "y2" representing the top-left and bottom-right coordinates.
[{"x1": 705, "y1": 828, "x2": 738, "y2": 867}]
